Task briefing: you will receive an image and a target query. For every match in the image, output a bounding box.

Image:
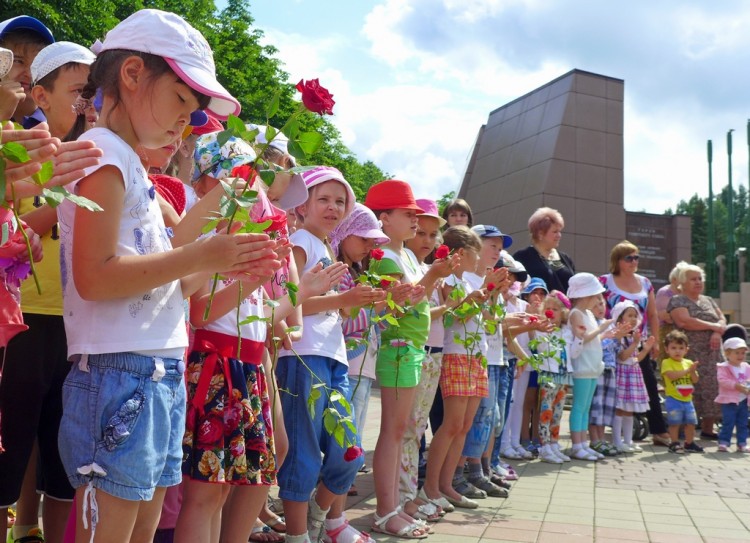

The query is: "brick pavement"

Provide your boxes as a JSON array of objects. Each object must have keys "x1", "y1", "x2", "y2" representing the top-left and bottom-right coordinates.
[{"x1": 334, "y1": 388, "x2": 750, "y2": 543}]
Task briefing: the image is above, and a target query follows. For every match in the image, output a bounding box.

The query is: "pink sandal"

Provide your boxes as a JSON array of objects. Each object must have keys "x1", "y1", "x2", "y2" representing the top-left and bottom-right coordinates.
[{"x1": 324, "y1": 519, "x2": 375, "y2": 543}]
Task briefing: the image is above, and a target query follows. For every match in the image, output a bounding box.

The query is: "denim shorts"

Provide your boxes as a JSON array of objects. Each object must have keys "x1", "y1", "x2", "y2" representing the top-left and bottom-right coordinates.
[
  {"x1": 665, "y1": 396, "x2": 698, "y2": 426},
  {"x1": 58, "y1": 352, "x2": 186, "y2": 501},
  {"x1": 276, "y1": 355, "x2": 363, "y2": 501}
]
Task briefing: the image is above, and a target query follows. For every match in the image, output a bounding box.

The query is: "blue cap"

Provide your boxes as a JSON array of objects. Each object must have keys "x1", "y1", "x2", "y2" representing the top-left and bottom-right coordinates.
[
  {"x1": 0, "y1": 16, "x2": 54, "y2": 44},
  {"x1": 521, "y1": 277, "x2": 548, "y2": 296},
  {"x1": 471, "y1": 224, "x2": 512, "y2": 248}
]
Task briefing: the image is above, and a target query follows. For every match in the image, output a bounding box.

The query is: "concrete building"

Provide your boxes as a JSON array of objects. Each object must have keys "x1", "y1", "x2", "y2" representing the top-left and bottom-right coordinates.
[{"x1": 458, "y1": 68, "x2": 690, "y2": 288}]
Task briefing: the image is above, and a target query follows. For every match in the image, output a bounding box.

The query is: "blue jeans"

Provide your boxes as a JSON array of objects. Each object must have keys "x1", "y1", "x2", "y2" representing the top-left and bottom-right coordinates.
[
  {"x1": 276, "y1": 355, "x2": 364, "y2": 502},
  {"x1": 463, "y1": 365, "x2": 503, "y2": 458},
  {"x1": 718, "y1": 400, "x2": 749, "y2": 446},
  {"x1": 491, "y1": 359, "x2": 515, "y2": 467},
  {"x1": 348, "y1": 375, "x2": 374, "y2": 445},
  {"x1": 59, "y1": 353, "x2": 186, "y2": 501}
]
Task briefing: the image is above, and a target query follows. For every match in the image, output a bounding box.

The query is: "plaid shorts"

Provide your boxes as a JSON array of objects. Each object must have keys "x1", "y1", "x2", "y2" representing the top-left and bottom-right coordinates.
[{"x1": 440, "y1": 354, "x2": 489, "y2": 398}]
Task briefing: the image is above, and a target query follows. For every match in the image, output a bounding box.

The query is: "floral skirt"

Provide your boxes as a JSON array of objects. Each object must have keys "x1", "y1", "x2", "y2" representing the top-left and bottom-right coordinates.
[{"x1": 182, "y1": 350, "x2": 276, "y2": 485}]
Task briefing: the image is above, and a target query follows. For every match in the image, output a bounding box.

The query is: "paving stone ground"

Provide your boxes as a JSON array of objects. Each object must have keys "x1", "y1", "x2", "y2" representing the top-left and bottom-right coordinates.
[{"x1": 318, "y1": 388, "x2": 750, "y2": 543}]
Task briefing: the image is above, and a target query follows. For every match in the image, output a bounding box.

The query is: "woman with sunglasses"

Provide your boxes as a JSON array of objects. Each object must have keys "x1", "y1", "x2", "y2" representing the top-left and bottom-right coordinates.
[{"x1": 599, "y1": 241, "x2": 671, "y2": 447}]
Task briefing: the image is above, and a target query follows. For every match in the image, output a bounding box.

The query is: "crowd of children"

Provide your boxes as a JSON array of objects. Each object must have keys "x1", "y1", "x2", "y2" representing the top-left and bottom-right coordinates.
[{"x1": 1, "y1": 8, "x2": 749, "y2": 543}]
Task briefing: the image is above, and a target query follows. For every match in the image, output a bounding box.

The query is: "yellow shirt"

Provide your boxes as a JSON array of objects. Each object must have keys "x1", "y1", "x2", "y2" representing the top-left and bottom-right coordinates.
[
  {"x1": 661, "y1": 357, "x2": 697, "y2": 402},
  {"x1": 19, "y1": 197, "x2": 63, "y2": 315}
]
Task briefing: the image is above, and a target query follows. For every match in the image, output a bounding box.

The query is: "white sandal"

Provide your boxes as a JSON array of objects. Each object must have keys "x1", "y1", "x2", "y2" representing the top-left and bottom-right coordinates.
[
  {"x1": 418, "y1": 487, "x2": 454, "y2": 513},
  {"x1": 371, "y1": 509, "x2": 428, "y2": 539}
]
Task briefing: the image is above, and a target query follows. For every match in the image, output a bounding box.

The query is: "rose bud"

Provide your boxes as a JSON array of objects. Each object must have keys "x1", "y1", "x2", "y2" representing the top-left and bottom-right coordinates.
[
  {"x1": 487, "y1": 282, "x2": 496, "y2": 292},
  {"x1": 370, "y1": 248, "x2": 385, "y2": 260},
  {"x1": 344, "y1": 445, "x2": 363, "y2": 462},
  {"x1": 545, "y1": 309, "x2": 555, "y2": 319},
  {"x1": 435, "y1": 244, "x2": 450, "y2": 259}
]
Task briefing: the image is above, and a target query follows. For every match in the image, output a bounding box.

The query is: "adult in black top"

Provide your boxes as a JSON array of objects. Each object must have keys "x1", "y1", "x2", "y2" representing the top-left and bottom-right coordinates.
[{"x1": 513, "y1": 207, "x2": 576, "y2": 292}]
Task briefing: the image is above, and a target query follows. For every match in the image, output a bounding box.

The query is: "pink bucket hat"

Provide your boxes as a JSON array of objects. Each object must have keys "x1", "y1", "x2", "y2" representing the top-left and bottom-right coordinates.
[
  {"x1": 329, "y1": 203, "x2": 390, "y2": 254},
  {"x1": 94, "y1": 9, "x2": 240, "y2": 119},
  {"x1": 300, "y1": 166, "x2": 356, "y2": 217},
  {"x1": 415, "y1": 198, "x2": 447, "y2": 227}
]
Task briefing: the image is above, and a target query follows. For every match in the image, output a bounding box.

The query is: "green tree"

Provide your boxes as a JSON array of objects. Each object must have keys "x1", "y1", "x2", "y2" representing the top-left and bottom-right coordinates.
[
  {"x1": 1, "y1": 0, "x2": 388, "y2": 194},
  {"x1": 437, "y1": 190, "x2": 456, "y2": 214}
]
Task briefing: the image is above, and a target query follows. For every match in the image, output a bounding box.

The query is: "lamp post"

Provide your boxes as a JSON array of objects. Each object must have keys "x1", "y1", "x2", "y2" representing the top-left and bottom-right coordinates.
[
  {"x1": 707, "y1": 140, "x2": 717, "y2": 295},
  {"x1": 726, "y1": 129, "x2": 738, "y2": 291}
]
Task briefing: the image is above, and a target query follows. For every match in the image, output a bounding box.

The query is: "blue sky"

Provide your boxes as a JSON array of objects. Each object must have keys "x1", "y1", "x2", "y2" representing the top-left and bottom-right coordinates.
[{"x1": 243, "y1": 0, "x2": 750, "y2": 213}]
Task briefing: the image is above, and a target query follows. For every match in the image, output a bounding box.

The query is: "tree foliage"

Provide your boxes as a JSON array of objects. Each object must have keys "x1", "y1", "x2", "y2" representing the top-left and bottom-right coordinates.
[
  {"x1": 670, "y1": 184, "x2": 750, "y2": 264},
  {"x1": 1, "y1": 0, "x2": 388, "y2": 194}
]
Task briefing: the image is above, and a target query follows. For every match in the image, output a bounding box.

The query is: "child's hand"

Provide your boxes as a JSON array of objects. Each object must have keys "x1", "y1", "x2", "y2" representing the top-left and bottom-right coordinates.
[
  {"x1": 26, "y1": 226, "x2": 42, "y2": 263},
  {"x1": 689, "y1": 360, "x2": 700, "y2": 373},
  {"x1": 483, "y1": 267, "x2": 508, "y2": 289},
  {"x1": 299, "y1": 261, "x2": 347, "y2": 297},
  {"x1": 633, "y1": 329, "x2": 642, "y2": 343},
  {"x1": 643, "y1": 335, "x2": 656, "y2": 350},
  {"x1": 0, "y1": 80, "x2": 26, "y2": 121},
  {"x1": 204, "y1": 232, "x2": 278, "y2": 276},
  {"x1": 430, "y1": 252, "x2": 461, "y2": 278},
  {"x1": 272, "y1": 237, "x2": 293, "y2": 261},
  {"x1": 409, "y1": 284, "x2": 426, "y2": 304},
  {"x1": 387, "y1": 282, "x2": 413, "y2": 306},
  {"x1": 612, "y1": 321, "x2": 633, "y2": 339},
  {"x1": 341, "y1": 284, "x2": 385, "y2": 307},
  {"x1": 466, "y1": 289, "x2": 488, "y2": 304}
]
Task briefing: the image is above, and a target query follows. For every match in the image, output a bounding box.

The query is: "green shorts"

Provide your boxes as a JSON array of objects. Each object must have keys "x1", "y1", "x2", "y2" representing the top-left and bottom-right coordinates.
[{"x1": 376, "y1": 344, "x2": 425, "y2": 388}]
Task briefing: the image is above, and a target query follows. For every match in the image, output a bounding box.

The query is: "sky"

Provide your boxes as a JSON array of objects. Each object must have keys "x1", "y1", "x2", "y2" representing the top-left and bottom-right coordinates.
[{"x1": 245, "y1": 0, "x2": 750, "y2": 214}]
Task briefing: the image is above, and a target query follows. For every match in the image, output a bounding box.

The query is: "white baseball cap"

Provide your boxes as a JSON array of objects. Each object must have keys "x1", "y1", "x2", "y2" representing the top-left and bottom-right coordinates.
[
  {"x1": 723, "y1": 337, "x2": 748, "y2": 351},
  {"x1": 31, "y1": 41, "x2": 96, "y2": 85},
  {"x1": 95, "y1": 9, "x2": 240, "y2": 120},
  {"x1": 566, "y1": 272, "x2": 605, "y2": 299}
]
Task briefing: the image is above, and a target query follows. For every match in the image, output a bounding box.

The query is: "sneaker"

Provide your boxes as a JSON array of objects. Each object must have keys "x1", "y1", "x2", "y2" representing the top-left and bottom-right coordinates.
[
  {"x1": 684, "y1": 441, "x2": 705, "y2": 453},
  {"x1": 718, "y1": 443, "x2": 729, "y2": 452},
  {"x1": 500, "y1": 447, "x2": 522, "y2": 460},
  {"x1": 452, "y1": 477, "x2": 487, "y2": 499},
  {"x1": 550, "y1": 442, "x2": 571, "y2": 461},
  {"x1": 572, "y1": 448, "x2": 598, "y2": 461},
  {"x1": 468, "y1": 475, "x2": 509, "y2": 498},
  {"x1": 626, "y1": 442, "x2": 643, "y2": 453},
  {"x1": 539, "y1": 445, "x2": 564, "y2": 464},
  {"x1": 512, "y1": 444, "x2": 533, "y2": 459},
  {"x1": 584, "y1": 445, "x2": 605, "y2": 459},
  {"x1": 597, "y1": 442, "x2": 620, "y2": 457},
  {"x1": 616, "y1": 443, "x2": 634, "y2": 454}
]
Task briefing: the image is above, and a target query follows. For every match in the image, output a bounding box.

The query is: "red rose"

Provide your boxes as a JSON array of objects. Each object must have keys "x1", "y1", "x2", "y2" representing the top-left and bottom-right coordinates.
[
  {"x1": 371, "y1": 248, "x2": 385, "y2": 261},
  {"x1": 380, "y1": 279, "x2": 391, "y2": 289},
  {"x1": 487, "y1": 282, "x2": 496, "y2": 292},
  {"x1": 435, "y1": 245, "x2": 450, "y2": 259},
  {"x1": 230, "y1": 164, "x2": 255, "y2": 181},
  {"x1": 545, "y1": 309, "x2": 555, "y2": 319},
  {"x1": 344, "y1": 445, "x2": 364, "y2": 462},
  {"x1": 197, "y1": 414, "x2": 224, "y2": 446},
  {"x1": 296, "y1": 79, "x2": 335, "y2": 115},
  {"x1": 264, "y1": 214, "x2": 287, "y2": 234},
  {"x1": 527, "y1": 315, "x2": 539, "y2": 323}
]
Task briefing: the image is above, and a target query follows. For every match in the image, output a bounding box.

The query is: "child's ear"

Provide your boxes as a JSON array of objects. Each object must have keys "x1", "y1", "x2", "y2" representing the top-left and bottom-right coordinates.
[
  {"x1": 120, "y1": 55, "x2": 146, "y2": 91},
  {"x1": 30, "y1": 85, "x2": 49, "y2": 110}
]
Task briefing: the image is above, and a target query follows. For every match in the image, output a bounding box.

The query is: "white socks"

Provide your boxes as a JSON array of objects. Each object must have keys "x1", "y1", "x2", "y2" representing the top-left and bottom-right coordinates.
[
  {"x1": 613, "y1": 416, "x2": 623, "y2": 446},
  {"x1": 622, "y1": 415, "x2": 634, "y2": 445}
]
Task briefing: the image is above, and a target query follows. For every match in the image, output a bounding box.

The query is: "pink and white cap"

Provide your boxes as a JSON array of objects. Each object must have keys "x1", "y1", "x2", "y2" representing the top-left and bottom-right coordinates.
[
  {"x1": 95, "y1": 9, "x2": 240, "y2": 120},
  {"x1": 300, "y1": 166, "x2": 356, "y2": 217},
  {"x1": 415, "y1": 198, "x2": 447, "y2": 227}
]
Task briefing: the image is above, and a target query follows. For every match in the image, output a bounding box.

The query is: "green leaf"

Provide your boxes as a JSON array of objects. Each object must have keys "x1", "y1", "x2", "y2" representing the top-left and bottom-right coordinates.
[
  {"x1": 259, "y1": 169, "x2": 276, "y2": 187},
  {"x1": 226, "y1": 114, "x2": 245, "y2": 135},
  {"x1": 237, "y1": 220, "x2": 270, "y2": 234},
  {"x1": 201, "y1": 218, "x2": 222, "y2": 234},
  {"x1": 2, "y1": 142, "x2": 30, "y2": 163},
  {"x1": 0, "y1": 159, "x2": 7, "y2": 201},
  {"x1": 333, "y1": 425, "x2": 345, "y2": 447},
  {"x1": 384, "y1": 314, "x2": 399, "y2": 326},
  {"x1": 285, "y1": 281, "x2": 298, "y2": 306},
  {"x1": 239, "y1": 315, "x2": 270, "y2": 325},
  {"x1": 343, "y1": 419, "x2": 357, "y2": 435},
  {"x1": 44, "y1": 186, "x2": 103, "y2": 211},
  {"x1": 265, "y1": 91, "x2": 281, "y2": 119},
  {"x1": 41, "y1": 187, "x2": 65, "y2": 207},
  {"x1": 264, "y1": 299, "x2": 280, "y2": 309},
  {"x1": 216, "y1": 129, "x2": 233, "y2": 147},
  {"x1": 31, "y1": 161, "x2": 54, "y2": 185},
  {"x1": 0, "y1": 220, "x2": 9, "y2": 246},
  {"x1": 284, "y1": 325, "x2": 301, "y2": 334},
  {"x1": 323, "y1": 409, "x2": 337, "y2": 435},
  {"x1": 296, "y1": 131, "x2": 324, "y2": 156},
  {"x1": 286, "y1": 139, "x2": 305, "y2": 162},
  {"x1": 282, "y1": 119, "x2": 300, "y2": 140},
  {"x1": 265, "y1": 124, "x2": 277, "y2": 142}
]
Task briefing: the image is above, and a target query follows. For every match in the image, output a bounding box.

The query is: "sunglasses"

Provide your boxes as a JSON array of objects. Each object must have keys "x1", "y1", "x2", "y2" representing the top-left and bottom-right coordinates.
[{"x1": 623, "y1": 255, "x2": 640, "y2": 262}]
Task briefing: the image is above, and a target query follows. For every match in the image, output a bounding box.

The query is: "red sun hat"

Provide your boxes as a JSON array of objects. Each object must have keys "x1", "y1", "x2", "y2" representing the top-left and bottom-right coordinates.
[{"x1": 364, "y1": 179, "x2": 425, "y2": 212}]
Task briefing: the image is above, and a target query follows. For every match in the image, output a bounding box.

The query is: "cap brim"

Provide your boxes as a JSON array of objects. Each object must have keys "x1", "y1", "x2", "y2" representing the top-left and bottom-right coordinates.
[
  {"x1": 165, "y1": 58, "x2": 240, "y2": 120},
  {"x1": 189, "y1": 110, "x2": 208, "y2": 127},
  {"x1": 276, "y1": 173, "x2": 309, "y2": 210},
  {"x1": 417, "y1": 212, "x2": 447, "y2": 227},
  {"x1": 0, "y1": 16, "x2": 54, "y2": 44},
  {"x1": 502, "y1": 235, "x2": 513, "y2": 248},
  {"x1": 361, "y1": 229, "x2": 390, "y2": 245}
]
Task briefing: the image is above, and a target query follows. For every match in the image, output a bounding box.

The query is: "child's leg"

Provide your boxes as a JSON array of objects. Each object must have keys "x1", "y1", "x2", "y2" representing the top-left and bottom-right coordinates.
[
  {"x1": 220, "y1": 485, "x2": 269, "y2": 543},
  {"x1": 537, "y1": 383, "x2": 555, "y2": 445},
  {"x1": 718, "y1": 403, "x2": 737, "y2": 446},
  {"x1": 423, "y1": 396, "x2": 470, "y2": 498},
  {"x1": 131, "y1": 487, "x2": 167, "y2": 543},
  {"x1": 521, "y1": 381, "x2": 538, "y2": 443},
  {"x1": 550, "y1": 385, "x2": 567, "y2": 444},
  {"x1": 438, "y1": 398, "x2": 481, "y2": 499},
  {"x1": 737, "y1": 400, "x2": 749, "y2": 446},
  {"x1": 570, "y1": 378, "x2": 588, "y2": 444},
  {"x1": 668, "y1": 424, "x2": 680, "y2": 443},
  {"x1": 73, "y1": 487, "x2": 139, "y2": 543},
  {"x1": 621, "y1": 411, "x2": 635, "y2": 445},
  {"x1": 507, "y1": 369, "x2": 530, "y2": 449},
  {"x1": 174, "y1": 480, "x2": 231, "y2": 543},
  {"x1": 373, "y1": 385, "x2": 418, "y2": 515},
  {"x1": 684, "y1": 424, "x2": 696, "y2": 444}
]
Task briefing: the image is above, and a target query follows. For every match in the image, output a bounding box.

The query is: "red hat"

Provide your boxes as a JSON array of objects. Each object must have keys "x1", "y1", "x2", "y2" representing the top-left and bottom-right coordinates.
[{"x1": 364, "y1": 180, "x2": 424, "y2": 212}]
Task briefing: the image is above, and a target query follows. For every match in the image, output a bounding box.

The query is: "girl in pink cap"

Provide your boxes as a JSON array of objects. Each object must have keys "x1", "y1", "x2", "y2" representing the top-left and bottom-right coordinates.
[{"x1": 56, "y1": 9, "x2": 283, "y2": 543}]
